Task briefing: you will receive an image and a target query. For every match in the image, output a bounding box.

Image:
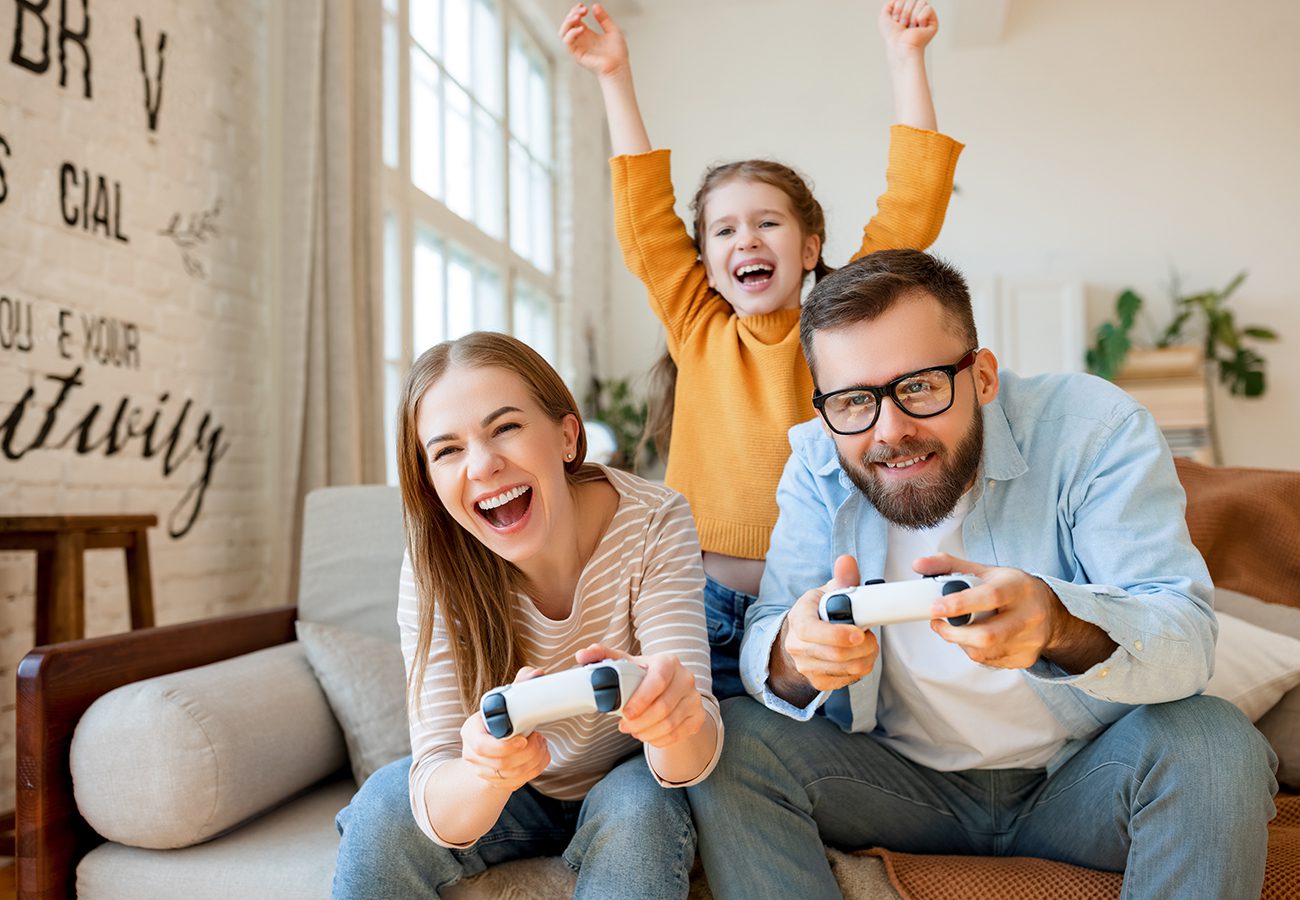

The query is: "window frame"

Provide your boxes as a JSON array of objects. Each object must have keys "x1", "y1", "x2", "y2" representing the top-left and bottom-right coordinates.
[{"x1": 381, "y1": 0, "x2": 563, "y2": 483}]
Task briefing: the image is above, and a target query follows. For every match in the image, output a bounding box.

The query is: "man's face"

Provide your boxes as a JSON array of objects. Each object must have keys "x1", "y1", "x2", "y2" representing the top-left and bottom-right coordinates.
[{"x1": 809, "y1": 295, "x2": 998, "y2": 530}]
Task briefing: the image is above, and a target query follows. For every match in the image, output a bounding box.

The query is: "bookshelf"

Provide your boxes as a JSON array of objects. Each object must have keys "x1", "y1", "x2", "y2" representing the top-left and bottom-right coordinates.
[{"x1": 1113, "y1": 347, "x2": 1216, "y2": 464}]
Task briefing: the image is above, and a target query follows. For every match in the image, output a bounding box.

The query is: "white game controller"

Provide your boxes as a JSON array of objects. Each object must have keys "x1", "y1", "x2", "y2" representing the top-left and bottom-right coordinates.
[
  {"x1": 479, "y1": 659, "x2": 646, "y2": 739},
  {"x1": 818, "y1": 575, "x2": 990, "y2": 628}
]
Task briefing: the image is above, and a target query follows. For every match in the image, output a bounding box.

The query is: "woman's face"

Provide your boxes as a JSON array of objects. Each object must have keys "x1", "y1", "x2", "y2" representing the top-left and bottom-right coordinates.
[{"x1": 416, "y1": 364, "x2": 580, "y2": 567}]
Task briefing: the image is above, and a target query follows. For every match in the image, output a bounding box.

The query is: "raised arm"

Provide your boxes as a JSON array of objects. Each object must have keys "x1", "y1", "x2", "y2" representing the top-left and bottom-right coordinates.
[
  {"x1": 878, "y1": 0, "x2": 939, "y2": 132},
  {"x1": 560, "y1": 3, "x2": 651, "y2": 156}
]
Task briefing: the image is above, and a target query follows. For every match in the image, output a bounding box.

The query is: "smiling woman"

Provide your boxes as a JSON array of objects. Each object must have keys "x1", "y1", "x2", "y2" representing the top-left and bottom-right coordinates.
[{"x1": 330, "y1": 331, "x2": 723, "y2": 899}]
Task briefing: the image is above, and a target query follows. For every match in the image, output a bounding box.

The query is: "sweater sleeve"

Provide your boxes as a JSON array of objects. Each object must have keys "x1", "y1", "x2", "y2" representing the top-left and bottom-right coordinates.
[
  {"x1": 399, "y1": 555, "x2": 479, "y2": 849},
  {"x1": 610, "y1": 149, "x2": 731, "y2": 355},
  {"x1": 849, "y1": 125, "x2": 965, "y2": 261},
  {"x1": 629, "y1": 491, "x2": 724, "y2": 786}
]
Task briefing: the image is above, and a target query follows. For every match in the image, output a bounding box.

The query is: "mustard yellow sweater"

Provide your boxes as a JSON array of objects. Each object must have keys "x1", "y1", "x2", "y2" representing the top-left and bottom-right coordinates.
[{"x1": 610, "y1": 125, "x2": 964, "y2": 560}]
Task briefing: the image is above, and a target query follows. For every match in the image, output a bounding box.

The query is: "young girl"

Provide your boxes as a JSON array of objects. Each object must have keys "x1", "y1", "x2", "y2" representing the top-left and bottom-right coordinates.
[
  {"x1": 332, "y1": 332, "x2": 721, "y2": 899},
  {"x1": 562, "y1": 1, "x2": 964, "y2": 698}
]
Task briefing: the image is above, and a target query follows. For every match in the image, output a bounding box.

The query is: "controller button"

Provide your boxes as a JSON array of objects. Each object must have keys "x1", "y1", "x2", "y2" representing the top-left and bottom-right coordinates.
[
  {"x1": 863, "y1": 579, "x2": 886, "y2": 585},
  {"x1": 593, "y1": 686, "x2": 621, "y2": 713},
  {"x1": 482, "y1": 693, "x2": 513, "y2": 739},
  {"x1": 941, "y1": 580, "x2": 970, "y2": 595},
  {"x1": 946, "y1": 613, "x2": 972, "y2": 626},
  {"x1": 824, "y1": 593, "x2": 855, "y2": 623}
]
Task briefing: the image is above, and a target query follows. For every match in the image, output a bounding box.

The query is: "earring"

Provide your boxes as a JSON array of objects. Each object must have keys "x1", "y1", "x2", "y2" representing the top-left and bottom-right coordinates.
[{"x1": 565, "y1": 452, "x2": 574, "y2": 461}]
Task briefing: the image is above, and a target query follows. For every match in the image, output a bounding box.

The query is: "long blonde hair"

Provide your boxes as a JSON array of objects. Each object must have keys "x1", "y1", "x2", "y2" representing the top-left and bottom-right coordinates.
[
  {"x1": 640, "y1": 160, "x2": 833, "y2": 462},
  {"x1": 397, "y1": 331, "x2": 603, "y2": 714}
]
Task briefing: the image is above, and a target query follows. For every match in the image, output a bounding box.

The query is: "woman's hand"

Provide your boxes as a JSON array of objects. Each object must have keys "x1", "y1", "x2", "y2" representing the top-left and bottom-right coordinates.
[
  {"x1": 458, "y1": 666, "x2": 551, "y2": 792},
  {"x1": 560, "y1": 3, "x2": 629, "y2": 80},
  {"x1": 574, "y1": 644, "x2": 706, "y2": 749}
]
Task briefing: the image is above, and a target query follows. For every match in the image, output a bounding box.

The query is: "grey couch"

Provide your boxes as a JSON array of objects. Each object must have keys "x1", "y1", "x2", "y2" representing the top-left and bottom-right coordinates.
[{"x1": 17, "y1": 484, "x2": 1300, "y2": 899}]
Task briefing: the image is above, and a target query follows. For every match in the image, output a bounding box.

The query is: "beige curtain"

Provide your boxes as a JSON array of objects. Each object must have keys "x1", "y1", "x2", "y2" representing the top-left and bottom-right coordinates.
[{"x1": 279, "y1": 0, "x2": 386, "y2": 597}]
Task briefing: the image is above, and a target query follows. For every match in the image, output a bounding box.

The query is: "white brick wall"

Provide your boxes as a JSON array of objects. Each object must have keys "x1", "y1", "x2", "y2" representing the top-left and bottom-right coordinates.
[{"x1": 0, "y1": 0, "x2": 270, "y2": 812}]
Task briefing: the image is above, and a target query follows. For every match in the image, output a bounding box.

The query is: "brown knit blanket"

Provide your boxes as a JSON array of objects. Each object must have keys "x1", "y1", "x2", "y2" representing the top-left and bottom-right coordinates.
[{"x1": 866, "y1": 791, "x2": 1299, "y2": 900}]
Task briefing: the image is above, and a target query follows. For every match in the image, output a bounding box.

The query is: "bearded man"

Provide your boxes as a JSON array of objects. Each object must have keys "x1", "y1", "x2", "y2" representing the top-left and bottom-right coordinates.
[{"x1": 686, "y1": 250, "x2": 1277, "y2": 900}]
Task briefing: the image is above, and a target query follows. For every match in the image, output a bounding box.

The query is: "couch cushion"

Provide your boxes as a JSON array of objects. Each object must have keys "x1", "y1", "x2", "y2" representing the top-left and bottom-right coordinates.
[
  {"x1": 71, "y1": 642, "x2": 348, "y2": 849},
  {"x1": 1205, "y1": 611, "x2": 1300, "y2": 721},
  {"x1": 76, "y1": 777, "x2": 356, "y2": 900},
  {"x1": 1215, "y1": 587, "x2": 1300, "y2": 790},
  {"x1": 297, "y1": 619, "x2": 411, "y2": 785},
  {"x1": 298, "y1": 485, "x2": 405, "y2": 641}
]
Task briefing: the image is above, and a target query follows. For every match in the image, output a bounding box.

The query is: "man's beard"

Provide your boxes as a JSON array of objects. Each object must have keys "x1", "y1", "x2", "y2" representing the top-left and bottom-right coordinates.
[{"x1": 839, "y1": 410, "x2": 984, "y2": 530}]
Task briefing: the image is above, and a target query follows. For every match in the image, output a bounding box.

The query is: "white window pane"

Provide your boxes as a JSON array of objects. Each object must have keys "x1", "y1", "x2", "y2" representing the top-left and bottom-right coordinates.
[
  {"x1": 530, "y1": 160, "x2": 553, "y2": 273},
  {"x1": 475, "y1": 106, "x2": 503, "y2": 238},
  {"x1": 508, "y1": 37, "x2": 528, "y2": 139},
  {"x1": 528, "y1": 61, "x2": 550, "y2": 163},
  {"x1": 444, "y1": 0, "x2": 471, "y2": 87},
  {"x1": 383, "y1": 213, "x2": 402, "y2": 359},
  {"x1": 384, "y1": 362, "x2": 402, "y2": 486},
  {"x1": 478, "y1": 267, "x2": 505, "y2": 332},
  {"x1": 473, "y1": 0, "x2": 502, "y2": 115},
  {"x1": 383, "y1": 22, "x2": 399, "y2": 169},
  {"x1": 513, "y1": 284, "x2": 556, "y2": 365},
  {"x1": 384, "y1": 0, "x2": 399, "y2": 14},
  {"x1": 444, "y1": 82, "x2": 473, "y2": 220},
  {"x1": 413, "y1": 228, "x2": 446, "y2": 354},
  {"x1": 411, "y1": 50, "x2": 442, "y2": 199},
  {"x1": 509, "y1": 139, "x2": 530, "y2": 259},
  {"x1": 446, "y1": 252, "x2": 475, "y2": 340},
  {"x1": 411, "y1": 0, "x2": 441, "y2": 58}
]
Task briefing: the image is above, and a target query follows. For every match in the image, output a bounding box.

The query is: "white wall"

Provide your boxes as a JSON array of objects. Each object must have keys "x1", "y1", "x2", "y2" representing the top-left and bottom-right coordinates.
[
  {"x1": 601, "y1": 0, "x2": 1299, "y2": 470},
  {"x1": 0, "y1": 0, "x2": 271, "y2": 810}
]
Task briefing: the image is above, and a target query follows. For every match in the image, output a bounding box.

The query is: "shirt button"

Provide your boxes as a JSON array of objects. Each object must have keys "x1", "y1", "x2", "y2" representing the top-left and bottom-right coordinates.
[
  {"x1": 1134, "y1": 640, "x2": 1144, "y2": 652},
  {"x1": 1099, "y1": 668, "x2": 1110, "y2": 678}
]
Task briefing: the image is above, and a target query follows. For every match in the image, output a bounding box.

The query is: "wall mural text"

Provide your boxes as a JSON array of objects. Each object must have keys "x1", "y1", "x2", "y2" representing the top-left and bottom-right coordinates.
[{"x1": 4, "y1": 3, "x2": 233, "y2": 539}]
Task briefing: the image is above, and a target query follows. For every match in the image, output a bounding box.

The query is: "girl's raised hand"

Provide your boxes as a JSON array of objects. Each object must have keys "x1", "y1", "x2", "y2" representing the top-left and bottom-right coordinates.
[
  {"x1": 878, "y1": 0, "x2": 939, "y2": 55},
  {"x1": 459, "y1": 666, "x2": 551, "y2": 792},
  {"x1": 559, "y1": 3, "x2": 629, "y2": 79},
  {"x1": 575, "y1": 644, "x2": 706, "y2": 749}
]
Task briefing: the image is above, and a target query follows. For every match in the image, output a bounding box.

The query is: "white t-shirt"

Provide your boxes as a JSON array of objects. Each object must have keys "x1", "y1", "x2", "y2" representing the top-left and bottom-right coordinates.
[{"x1": 874, "y1": 490, "x2": 1070, "y2": 770}]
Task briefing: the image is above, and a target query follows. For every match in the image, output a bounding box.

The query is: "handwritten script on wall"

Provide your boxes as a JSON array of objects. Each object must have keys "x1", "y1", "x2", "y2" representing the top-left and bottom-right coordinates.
[{"x1": 2, "y1": 0, "x2": 234, "y2": 539}]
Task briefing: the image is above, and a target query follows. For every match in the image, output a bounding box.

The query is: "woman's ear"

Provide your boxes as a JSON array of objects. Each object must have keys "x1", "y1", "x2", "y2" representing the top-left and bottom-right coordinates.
[
  {"x1": 562, "y1": 413, "x2": 581, "y2": 459},
  {"x1": 973, "y1": 348, "x2": 1000, "y2": 406},
  {"x1": 802, "y1": 233, "x2": 822, "y2": 272}
]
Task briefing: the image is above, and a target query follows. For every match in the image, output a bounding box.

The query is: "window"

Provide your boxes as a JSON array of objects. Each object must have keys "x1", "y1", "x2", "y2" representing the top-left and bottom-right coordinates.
[{"x1": 382, "y1": 0, "x2": 560, "y2": 483}]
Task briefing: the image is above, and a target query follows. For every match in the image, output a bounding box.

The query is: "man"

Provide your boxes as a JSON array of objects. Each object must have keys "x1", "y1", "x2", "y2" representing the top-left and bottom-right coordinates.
[{"x1": 687, "y1": 250, "x2": 1277, "y2": 899}]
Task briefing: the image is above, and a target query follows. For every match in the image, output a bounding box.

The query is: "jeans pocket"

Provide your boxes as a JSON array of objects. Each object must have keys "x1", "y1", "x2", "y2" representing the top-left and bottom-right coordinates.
[{"x1": 704, "y1": 578, "x2": 751, "y2": 648}]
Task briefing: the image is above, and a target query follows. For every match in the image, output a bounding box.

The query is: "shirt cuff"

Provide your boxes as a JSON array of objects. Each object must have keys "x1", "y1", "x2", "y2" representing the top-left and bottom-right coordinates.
[
  {"x1": 743, "y1": 611, "x2": 831, "y2": 720},
  {"x1": 1021, "y1": 574, "x2": 1139, "y2": 690}
]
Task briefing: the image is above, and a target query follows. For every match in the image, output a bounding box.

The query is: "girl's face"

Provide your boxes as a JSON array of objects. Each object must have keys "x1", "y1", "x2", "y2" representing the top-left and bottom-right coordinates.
[
  {"x1": 700, "y1": 178, "x2": 821, "y2": 317},
  {"x1": 416, "y1": 364, "x2": 580, "y2": 568}
]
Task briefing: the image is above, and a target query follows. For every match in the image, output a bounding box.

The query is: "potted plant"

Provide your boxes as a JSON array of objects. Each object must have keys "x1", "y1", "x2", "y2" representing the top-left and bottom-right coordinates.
[{"x1": 1086, "y1": 270, "x2": 1279, "y2": 463}]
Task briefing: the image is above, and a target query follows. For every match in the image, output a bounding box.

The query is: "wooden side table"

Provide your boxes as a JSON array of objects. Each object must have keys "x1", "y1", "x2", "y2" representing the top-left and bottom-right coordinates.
[
  {"x1": 0, "y1": 515, "x2": 158, "y2": 645},
  {"x1": 0, "y1": 515, "x2": 158, "y2": 857}
]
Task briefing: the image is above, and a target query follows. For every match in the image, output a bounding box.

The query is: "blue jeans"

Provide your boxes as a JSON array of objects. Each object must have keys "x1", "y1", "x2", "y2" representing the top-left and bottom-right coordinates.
[
  {"x1": 688, "y1": 695, "x2": 1277, "y2": 900},
  {"x1": 704, "y1": 574, "x2": 755, "y2": 701},
  {"x1": 333, "y1": 753, "x2": 695, "y2": 899}
]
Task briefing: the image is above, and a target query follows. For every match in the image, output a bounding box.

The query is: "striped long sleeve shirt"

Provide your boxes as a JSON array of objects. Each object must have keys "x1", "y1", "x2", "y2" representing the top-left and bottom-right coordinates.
[{"x1": 400, "y1": 465, "x2": 722, "y2": 847}]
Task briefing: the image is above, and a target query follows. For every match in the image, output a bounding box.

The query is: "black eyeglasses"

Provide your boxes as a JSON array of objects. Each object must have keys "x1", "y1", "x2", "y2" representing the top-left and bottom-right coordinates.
[{"x1": 812, "y1": 349, "x2": 978, "y2": 435}]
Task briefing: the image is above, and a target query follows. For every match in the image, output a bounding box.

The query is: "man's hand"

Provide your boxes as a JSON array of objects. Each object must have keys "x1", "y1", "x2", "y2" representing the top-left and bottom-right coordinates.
[
  {"x1": 771, "y1": 555, "x2": 880, "y2": 702},
  {"x1": 916, "y1": 552, "x2": 1117, "y2": 673}
]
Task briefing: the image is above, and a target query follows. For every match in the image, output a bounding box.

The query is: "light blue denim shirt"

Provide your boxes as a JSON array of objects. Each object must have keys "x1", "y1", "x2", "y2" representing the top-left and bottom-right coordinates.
[{"x1": 741, "y1": 370, "x2": 1216, "y2": 772}]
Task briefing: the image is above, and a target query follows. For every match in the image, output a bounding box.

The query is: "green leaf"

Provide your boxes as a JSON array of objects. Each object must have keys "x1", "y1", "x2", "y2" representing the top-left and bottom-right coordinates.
[
  {"x1": 1116, "y1": 289, "x2": 1142, "y2": 327},
  {"x1": 1243, "y1": 327, "x2": 1279, "y2": 341}
]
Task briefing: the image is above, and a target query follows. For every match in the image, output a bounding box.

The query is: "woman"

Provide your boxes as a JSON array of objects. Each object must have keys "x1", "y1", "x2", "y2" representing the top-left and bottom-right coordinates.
[{"x1": 332, "y1": 332, "x2": 722, "y2": 899}]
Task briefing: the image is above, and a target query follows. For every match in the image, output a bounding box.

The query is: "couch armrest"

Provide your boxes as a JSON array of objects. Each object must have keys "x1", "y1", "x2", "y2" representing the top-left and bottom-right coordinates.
[{"x1": 16, "y1": 604, "x2": 298, "y2": 900}]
